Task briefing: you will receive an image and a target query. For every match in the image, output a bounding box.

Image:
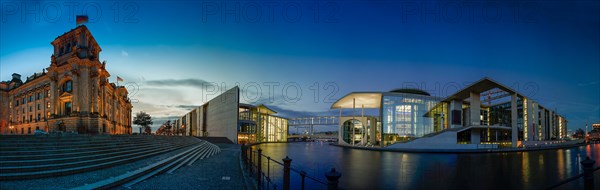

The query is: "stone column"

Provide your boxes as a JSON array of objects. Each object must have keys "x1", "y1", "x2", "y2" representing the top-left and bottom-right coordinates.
[
  {"x1": 511, "y1": 94, "x2": 518, "y2": 147},
  {"x1": 113, "y1": 95, "x2": 118, "y2": 122},
  {"x1": 92, "y1": 77, "x2": 98, "y2": 113},
  {"x1": 100, "y1": 86, "x2": 105, "y2": 116},
  {"x1": 469, "y1": 92, "x2": 481, "y2": 126},
  {"x1": 72, "y1": 72, "x2": 79, "y2": 113},
  {"x1": 50, "y1": 79, "x2": 58, "y2": 117},
  {"x1": 80, "y1": 66, "x2": 90, "y2": 114}
]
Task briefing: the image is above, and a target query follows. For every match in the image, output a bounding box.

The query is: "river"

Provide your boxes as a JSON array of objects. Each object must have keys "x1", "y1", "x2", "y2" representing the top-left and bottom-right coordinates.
[{"x1": 254, "y1": 142, "x2": 600, "y2": 190}]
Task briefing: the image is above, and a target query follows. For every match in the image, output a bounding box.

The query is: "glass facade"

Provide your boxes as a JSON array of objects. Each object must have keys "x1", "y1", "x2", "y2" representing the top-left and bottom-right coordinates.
[
  {"x1": 238, "y1": 106, "x2": 288, "y2": 144},
  {"x1": 381, "y1": 93, "x2": 446, "y2": 146}
]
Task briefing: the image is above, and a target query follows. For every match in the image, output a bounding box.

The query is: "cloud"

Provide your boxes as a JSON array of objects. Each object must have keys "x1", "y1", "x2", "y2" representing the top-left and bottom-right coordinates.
[
  {"x1": 121, "y1": 50, "x2": 129, "y2": 57},
  {"x1": 145, "y1": 78, "x2": 215, "y2": 89},
  {"x1": 173, "y1": 105, "x2": 200, "y2": 109},
  {"x1": 159, "y1": 104, "x2": 200, "y2": 110}
]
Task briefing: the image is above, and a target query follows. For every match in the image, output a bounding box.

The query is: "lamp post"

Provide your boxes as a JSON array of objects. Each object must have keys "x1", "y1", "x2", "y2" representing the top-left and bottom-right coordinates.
[{"x1": 9, "y1": 125, "x2": 14, "y2": 134}]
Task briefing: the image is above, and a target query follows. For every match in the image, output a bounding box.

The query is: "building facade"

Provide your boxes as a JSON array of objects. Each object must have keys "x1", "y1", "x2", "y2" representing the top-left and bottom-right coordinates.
[
  {"x1": 176, "y1": 86, "x2": 288, "y2": 144},
  {"x1": 238, "y1": 103, "x2": 288, "y2": 144},
  {"x1": 0, "y1": 25, "x2": 133, "y2": 135},
  {"x1": 332, "y1": 78, "x2": 568, "y2": 148}
]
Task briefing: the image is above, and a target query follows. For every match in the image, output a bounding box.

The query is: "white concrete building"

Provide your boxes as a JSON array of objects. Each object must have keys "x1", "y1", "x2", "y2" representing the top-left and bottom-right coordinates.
[{"x1": 331, "y1": 77, "x2": 568, "y2": 149}]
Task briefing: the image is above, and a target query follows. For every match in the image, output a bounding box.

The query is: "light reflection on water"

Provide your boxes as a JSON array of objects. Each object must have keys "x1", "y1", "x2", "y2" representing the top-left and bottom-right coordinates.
[{"x1": 256, "y1": 142, "x2": 600, "y2": 190}]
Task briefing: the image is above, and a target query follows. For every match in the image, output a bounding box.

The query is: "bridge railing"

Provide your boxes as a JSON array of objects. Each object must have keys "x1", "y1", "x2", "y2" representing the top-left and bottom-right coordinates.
[
  {"x1": 241, "y1": 145, "x2": 342, "y2": 190},
  {"x1": 288, "y1": 116, "x2": 339, "y2": 126}
]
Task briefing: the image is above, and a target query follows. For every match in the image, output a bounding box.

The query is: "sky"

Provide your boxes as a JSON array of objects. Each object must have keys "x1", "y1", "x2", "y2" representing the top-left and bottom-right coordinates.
[{"x1": 1, "y1": 0, "x2": 599, "y2": 132}]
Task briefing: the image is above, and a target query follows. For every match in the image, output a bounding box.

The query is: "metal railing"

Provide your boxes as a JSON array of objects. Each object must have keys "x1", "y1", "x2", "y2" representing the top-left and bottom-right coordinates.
[
  {"x1": 241, "y1": 145, "x2": 342, "y2": 190},
  {"x1": 546, "y1": 156, "x2": 600, "y2": 190}
]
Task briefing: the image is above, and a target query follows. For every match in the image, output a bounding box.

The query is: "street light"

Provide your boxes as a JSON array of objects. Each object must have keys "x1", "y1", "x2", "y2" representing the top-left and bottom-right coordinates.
[{"x1": 9, "y1": 125, "x2": 14, "y2": 134}]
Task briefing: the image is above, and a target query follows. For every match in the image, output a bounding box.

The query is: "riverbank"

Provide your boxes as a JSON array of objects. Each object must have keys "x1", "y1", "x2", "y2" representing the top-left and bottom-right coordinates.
[{"x1": 330, "y1": 139, "x2": 587, "y2": 153}]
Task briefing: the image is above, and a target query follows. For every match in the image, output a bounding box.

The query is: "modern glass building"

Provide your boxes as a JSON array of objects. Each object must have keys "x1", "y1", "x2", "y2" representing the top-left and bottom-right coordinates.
[
  {"x1": 331, "y1": 77, "x2": 568, "y2": 149},
  {"x1": 381, "y1": 90, "x2": 446, "y2": 146},
  {"x1": 176, "y1": 87, "x2": 288, "y2": 144},
  {"x1": 238, "y1": 104, "x2": 288, "y2": 144}
]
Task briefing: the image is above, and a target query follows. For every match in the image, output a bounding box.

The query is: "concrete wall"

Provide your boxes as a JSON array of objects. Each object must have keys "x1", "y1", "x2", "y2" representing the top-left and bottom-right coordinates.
[
  {"x1": 203, "y1": 86, "x2": 239, "y2": 143},
  {"x1": 469, "y1": 92, "x2": 481, "y2": 126}
]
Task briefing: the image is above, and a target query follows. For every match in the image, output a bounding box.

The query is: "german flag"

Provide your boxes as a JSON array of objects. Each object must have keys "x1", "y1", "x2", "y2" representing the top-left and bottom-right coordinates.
[{"x1": 76, "y1": 15, "x2": 88, "y2": 25}]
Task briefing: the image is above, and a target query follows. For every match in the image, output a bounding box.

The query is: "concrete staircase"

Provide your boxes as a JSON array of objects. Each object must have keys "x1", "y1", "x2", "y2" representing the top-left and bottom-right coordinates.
[{"x1": 0, "y1": 135, "x2": 220, "y2": 182}]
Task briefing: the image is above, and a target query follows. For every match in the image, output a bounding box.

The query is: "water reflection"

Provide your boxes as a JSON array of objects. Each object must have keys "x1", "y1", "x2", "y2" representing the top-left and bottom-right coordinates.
[{"x1": 256, "y1": 142, "x2": 600, "y2": 189}]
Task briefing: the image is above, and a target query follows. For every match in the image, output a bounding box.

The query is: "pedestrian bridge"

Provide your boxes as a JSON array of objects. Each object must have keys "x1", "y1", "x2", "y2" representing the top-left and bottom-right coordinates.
[{"x1": 288, "y1": 116, "x2": 338, "y2": 136}]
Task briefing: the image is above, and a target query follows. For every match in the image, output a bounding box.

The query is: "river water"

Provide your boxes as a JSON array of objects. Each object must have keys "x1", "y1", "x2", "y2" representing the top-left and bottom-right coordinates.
[{"x1": 254, "y1": 142, "x2": 600, "y2": 190}]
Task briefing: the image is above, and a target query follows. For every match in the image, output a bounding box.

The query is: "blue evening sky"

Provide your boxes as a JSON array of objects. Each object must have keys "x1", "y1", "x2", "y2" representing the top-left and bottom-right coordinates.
[{"x1": 1, "y1": 0, "x2": 598, "y2": 131}]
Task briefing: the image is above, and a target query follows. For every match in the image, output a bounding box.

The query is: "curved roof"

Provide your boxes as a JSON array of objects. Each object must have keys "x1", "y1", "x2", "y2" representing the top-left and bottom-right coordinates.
[
  {"x1": 330, "y1": 92, "x2": 383, "y2": 109},
  {"x1": 389, "y1": 88, "x2": 430, "y2": 96}
]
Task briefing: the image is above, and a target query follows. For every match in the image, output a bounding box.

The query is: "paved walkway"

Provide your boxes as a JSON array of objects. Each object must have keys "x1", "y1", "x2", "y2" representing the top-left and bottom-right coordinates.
[{"x1": 123, "y1": 144, "x2": 248, "y2": 190}]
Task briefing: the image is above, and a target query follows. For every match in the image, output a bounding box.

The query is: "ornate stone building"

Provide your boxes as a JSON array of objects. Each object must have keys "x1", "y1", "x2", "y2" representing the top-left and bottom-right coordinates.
[{"x1": 0, "y1": 25, "x2": 132, "y2": 135}]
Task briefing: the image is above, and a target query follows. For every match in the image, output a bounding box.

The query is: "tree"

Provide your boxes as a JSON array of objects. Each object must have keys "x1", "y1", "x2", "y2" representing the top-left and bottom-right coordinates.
[{"x1": 133, "y1": 111, "x2": 153, "y2": 134}]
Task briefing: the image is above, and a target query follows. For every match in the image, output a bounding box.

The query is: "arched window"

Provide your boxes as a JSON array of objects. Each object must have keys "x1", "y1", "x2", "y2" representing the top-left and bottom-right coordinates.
[{"x1": 62, "y1": 80, "x2": 72, "y2": 93}]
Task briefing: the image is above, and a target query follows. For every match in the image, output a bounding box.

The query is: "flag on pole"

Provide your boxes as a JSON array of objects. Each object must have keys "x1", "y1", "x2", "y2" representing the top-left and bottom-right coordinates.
[
  {"x1": 76, "y1": 15, "x2": 88, "y2": 25},
  {"x1": 117, "y1": 76, "x2": 124, "y2": 82}
]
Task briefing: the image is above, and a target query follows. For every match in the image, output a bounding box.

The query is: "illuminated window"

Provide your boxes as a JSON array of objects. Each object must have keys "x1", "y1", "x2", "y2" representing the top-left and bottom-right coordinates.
[{"x1": 47, "y1": 102, "x2": 50, "y2": 108}]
